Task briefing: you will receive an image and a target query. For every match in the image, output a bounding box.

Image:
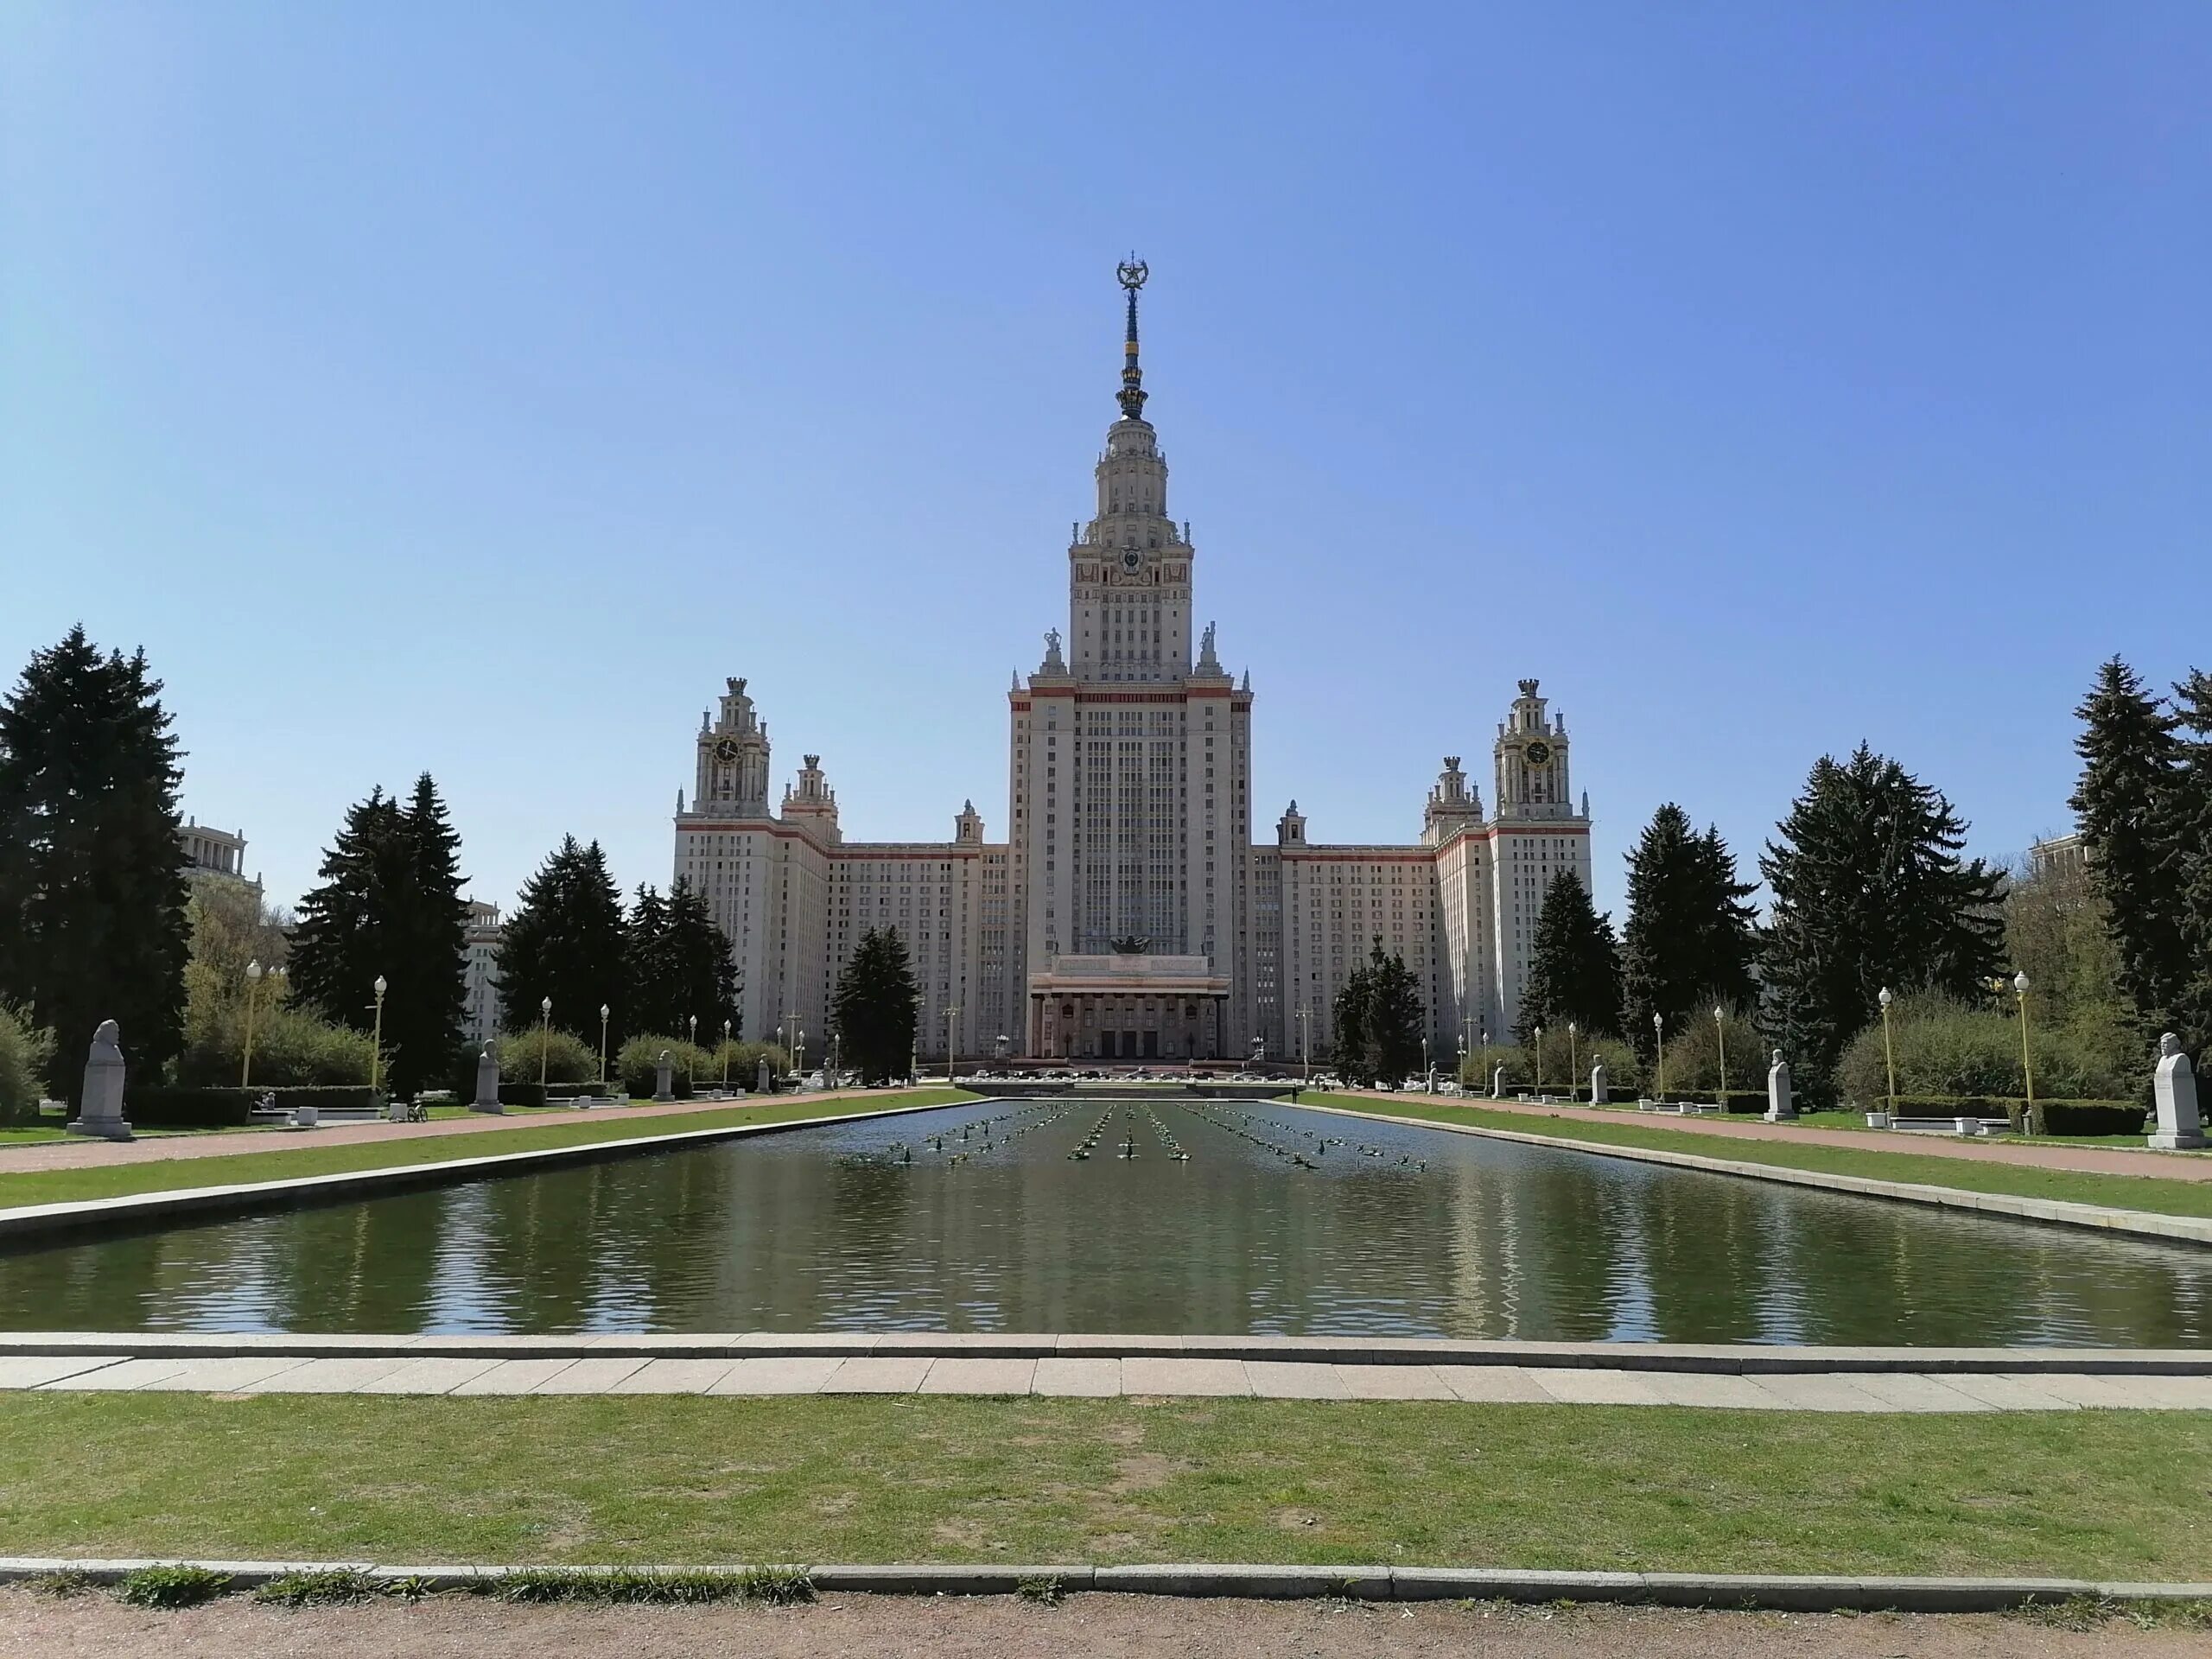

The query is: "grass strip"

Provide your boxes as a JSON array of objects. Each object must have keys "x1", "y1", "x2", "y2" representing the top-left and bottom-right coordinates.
[
  {"x1": 0, "y1": 1393, "x2": 2207, "y2": 1580},
  {"x1": 0, "y1": 1089, "x2": 976, "y2": 1211},
  {"x1": 1299, "y1": 1092, "x2": 2212, "y2": 1220}
]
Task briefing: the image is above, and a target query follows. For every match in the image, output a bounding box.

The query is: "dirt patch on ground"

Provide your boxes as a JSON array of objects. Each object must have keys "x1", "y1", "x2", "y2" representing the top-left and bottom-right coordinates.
[
  {"x1": 1103, "y1": 1452, "x2": 1185, "y2": 1495},
  {"x1": 1, "y1": 1589, "x2": 2202, "y2": 1657}
]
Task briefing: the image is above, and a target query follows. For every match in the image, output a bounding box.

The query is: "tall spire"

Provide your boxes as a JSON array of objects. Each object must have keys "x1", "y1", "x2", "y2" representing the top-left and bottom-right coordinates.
[{"x1": 1116, "y1": 255, "x2": 1149, "y2": 421}]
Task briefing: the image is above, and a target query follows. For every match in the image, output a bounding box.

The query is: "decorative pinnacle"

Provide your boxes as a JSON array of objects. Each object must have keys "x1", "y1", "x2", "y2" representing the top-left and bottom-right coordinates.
[{"x1": 1116, "y1": 255, "x2": 1149, "y2": 421}]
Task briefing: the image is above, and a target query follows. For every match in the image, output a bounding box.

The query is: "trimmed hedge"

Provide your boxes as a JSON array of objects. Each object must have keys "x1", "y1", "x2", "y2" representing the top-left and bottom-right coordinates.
[
  {"x1": 496, "y1": 1082, "x2": 546, "y2": 1110},
  {"x1": 2032, "y1": 1098, "x2": 2149, "y2": 1137},
  {"x1": 118, "y1": 1085, "x2": 380, "y2": 1128},
  {"x1": 1866, "y1": 1094, "x2": 2148, "y2": 1136}
]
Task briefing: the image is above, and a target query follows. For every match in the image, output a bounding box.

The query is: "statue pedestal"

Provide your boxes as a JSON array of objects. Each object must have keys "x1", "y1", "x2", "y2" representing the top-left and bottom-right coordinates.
[
  {"x1": 68, "y1": 1020, "x2": 134, "y2": 1141},
  {"x1": 2152, "y1": 1039, "x2": 2205, "y2": 1150}
]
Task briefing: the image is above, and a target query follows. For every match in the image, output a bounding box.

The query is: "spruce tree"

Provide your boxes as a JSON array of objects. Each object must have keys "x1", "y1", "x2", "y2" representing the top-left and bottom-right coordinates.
[
  {"x1": 386, "y1": 773, "x2": 469, "y2": 1096},
  {"x1": 0, "y1": 628, "x2": 192, "y2": 1096},
  {"x1": 1517, "y1": 870, "x2": 1623, "y2": 1040},
  {"x1": 289, "y1": 788, "x2": 407, "y2": 1035},
  {"x1": 664, "y1": 878, "x2": 740, "y2": 1043},
  {"x1": 831, "y1": 926, "x2": 918, "y2": 1084},
  {"x1": 2166, "y1": 668, "x2": 2212, "y2": 1054},
  {"x1": 622, "y1": 883, "x2": 674, "y2": 1037},
  {"x1": 1621, "y1": 804, "x2": 1758, "y2": 1056},
  {"x1": 1333, "y1": 938, "x2": 1422, "y2": 1086},
  {"x1": 1761, "y1": 745, "x2": 2006, "y2": 1084},
  {"x1": 494, "y1": 836, "x2": 626, "y2": 1042},
  {"x1": 2069, "y1": 658, "x2": 2187, "y2": 1032},
  {"x1": 1331, "y1": 958, "x2": 1374, "y2": 1084}
]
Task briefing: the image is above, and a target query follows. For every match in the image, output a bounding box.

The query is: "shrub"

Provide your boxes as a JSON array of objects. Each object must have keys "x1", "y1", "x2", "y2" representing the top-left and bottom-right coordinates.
[
  {"x1": 495, "y1": 1027, "x2": 599, "y2": 1086},
  {"x1": 708, "y1": 1039, "x2": 789, "y2": 1090},
  {"x1": 173, "y1": 995, "x2": 378, "y2": 1090},
  {"x1": 113, "y1": 1565, "x2": 232, "y2": 1608},
  {"x1": 496, "y1": 1082, "x2": 546, "y2": 1110},
  {"x1": 120, "y1": 1085, "x2": 384, "y2": 1128},
  {"x1": 2033, "y1": 1099, "x2": 2149, "y2": 1137},
  {"x1": 1837, "y1": 993, "x2": 2126, "y2": 1107},
  {"x1": 0, "y1": 1001, "x2": 57, "y2": 1125},
  {"x1": 618, "y1": 1035, "x2": 715, "y2": 1098}
]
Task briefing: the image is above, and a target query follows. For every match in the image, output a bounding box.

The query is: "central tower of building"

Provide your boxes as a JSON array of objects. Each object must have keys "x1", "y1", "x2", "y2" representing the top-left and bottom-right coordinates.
[{"x1": 1007, "y1": 260, "x2": 1254, "y2": 1060}]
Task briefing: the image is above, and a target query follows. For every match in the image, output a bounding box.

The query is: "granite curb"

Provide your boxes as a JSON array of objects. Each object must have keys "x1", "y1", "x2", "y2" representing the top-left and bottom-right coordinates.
[
  {"x1": 2, "y1": 1557, "x2": 2208, "y2": 1612},
  {"x1": 3, "y1": 1331, "x2": 2207, "y2": 1375},
  {"x1": 0, "y1": 1095, "x2": 976, "y2": 1242},
  {"x1": 1307, "y1": 1097, "x2": 2212, "y2": 1248}
]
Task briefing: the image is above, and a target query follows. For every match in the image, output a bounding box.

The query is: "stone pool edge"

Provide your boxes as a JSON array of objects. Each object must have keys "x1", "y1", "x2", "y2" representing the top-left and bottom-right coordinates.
[
  {"x1": 3, "y1": 1556, "x2": 2209, "y2": 1613},
  {"x1": 2, "y1": 1332, "x2": 2208, "y2": 1375},
  {"x1": 0, "y1": 1096, "x2": 984, "y2": 1243},
  {"x1": 1291, "y1": 1098, "x2": 2212, "y2": 1249}
]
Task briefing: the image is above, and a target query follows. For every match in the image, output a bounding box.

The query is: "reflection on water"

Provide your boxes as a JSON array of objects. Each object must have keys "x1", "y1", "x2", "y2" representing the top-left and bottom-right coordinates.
[{"x1": 3, "y1": 1098, "x2": 2209, "y2": 1346}]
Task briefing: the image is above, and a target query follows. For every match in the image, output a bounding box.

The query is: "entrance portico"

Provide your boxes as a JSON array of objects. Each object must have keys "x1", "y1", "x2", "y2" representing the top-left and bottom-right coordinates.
[{"x1": 1027, "y1": 953, "x2": 1231, "y2": 1061}]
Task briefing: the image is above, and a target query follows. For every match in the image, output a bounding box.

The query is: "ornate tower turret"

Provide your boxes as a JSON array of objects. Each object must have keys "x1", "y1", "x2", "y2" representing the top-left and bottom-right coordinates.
[
  {"x1": 696, "y1": 677, "x2": 772, "y2": 816},
  {"x1": 782, "y1": 753, "x2": 842, "y2": 844},
  {"x1": 1421, "y1": 756, "x2": 1484, "y2": 845}
]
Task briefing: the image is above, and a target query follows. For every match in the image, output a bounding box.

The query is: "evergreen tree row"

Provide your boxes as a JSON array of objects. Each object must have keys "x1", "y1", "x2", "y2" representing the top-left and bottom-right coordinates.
[
  {"x1": 493, "y1": 836, "x2": 741, "y2": 1056},
  {"x1": 2071, "y1": 657, "x2": 2212, "y2": 1054},
  {"x1": 1759, "y1": 745, "x2": 2005, "y2": 1082},
  {"x1": 289, "y1": 774, "x2": 470, "y2": 1097},
  {"x1": 0, "y1": 627, "x2": 192, "y2": 1097}
]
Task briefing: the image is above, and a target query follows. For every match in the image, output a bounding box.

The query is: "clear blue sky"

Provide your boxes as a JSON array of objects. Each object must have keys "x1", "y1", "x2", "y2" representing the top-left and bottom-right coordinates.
[{"x1": 4, "y1": 3, "x2": 2206, "y2": 925}]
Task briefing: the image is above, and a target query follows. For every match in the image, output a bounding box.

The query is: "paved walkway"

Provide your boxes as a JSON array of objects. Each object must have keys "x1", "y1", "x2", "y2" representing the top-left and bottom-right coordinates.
[
  {"x1": 11, "y1": 1350, "x2": 2212, "y2": 1411},
  {"x1": 0, "y1": 1089, "x2": 919, "y2": 1175},
  {"x1": 1351, "y1": 1089, "x2": 2212, "y2": 1182}
]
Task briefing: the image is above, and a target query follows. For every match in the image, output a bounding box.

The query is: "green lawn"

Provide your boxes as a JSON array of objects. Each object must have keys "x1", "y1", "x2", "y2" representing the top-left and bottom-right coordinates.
[
  {"x1": 0, "y1": 1089, "x2": 976, "y2": 1211},
  {"x1": 0, "y1": 1393, "x2": 2204, "y2": 1579},
  {"x1": 1300, "y1": 1092, "x2": 2212, "y2": 1220}
]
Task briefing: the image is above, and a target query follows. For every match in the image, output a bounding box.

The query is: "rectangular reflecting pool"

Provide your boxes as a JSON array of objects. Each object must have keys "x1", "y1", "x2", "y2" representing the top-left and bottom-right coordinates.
[{"x1": 3, "y1": 1098, "x2": 2209, "y2": 1346}]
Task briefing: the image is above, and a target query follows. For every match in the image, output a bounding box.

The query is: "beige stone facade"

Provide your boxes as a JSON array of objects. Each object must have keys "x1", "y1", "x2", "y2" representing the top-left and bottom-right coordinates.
[{"x1": 674, "y1": 271, "x2": 1591, "y2": 1063}]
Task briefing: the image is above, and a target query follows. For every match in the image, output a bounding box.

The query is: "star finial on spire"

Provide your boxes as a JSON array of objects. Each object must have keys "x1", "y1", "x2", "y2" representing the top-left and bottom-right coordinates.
[{"x1": 1116, "y1": 255, "x2": 1149, "y2": 421}]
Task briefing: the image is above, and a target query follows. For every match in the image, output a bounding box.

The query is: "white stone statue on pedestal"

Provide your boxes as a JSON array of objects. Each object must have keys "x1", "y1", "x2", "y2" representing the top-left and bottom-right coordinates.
[
  {"x1": 1765, "y1": 1048, "x2": 1796, "y2": 1122},
  {"x1": 1589, "y1": 1061, "x2": 1608, "y2": 1106},
  {"x1": 2152, "y1": 1033, "x2": 2205, "y2": 1150},
  {"x1": 757, "y1": 1057, "x2": 772, "y2": 1095},
  {"x1": 472, "y1": 1040, "x2": 503, "y2": 1114},
  {"x1": 654, "y1": 1049, "x2": 676, "y2": 1102},
  {"x1": 67, "y1": 1020, "x2": 134, "y2": 1141},
  {"x1": 1491, "y1": 1065, "x2": 1505, "y2": 1099}
]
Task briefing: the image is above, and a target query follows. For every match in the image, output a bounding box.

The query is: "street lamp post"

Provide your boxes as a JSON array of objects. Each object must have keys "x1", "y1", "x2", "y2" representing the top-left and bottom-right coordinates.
[
  {"x1": 2014, "y1": 971, "x2": 2035, "y2": 1125},
  {"x1": 1714, "y1": 1005, "x2": 1728, "y2": 1103},
  {"x1": 945, "y1": 1004, "x2": 961, "y2": 1084},
  {"x1": 1652, "y1": 1011, "x2": 1665, "y2": 1100},
  {"x1": 1878, "y1": 987, "x2": 1897, "y2": 1117},
  {"x1": 1535, "y1": 1025, "x2": 1545, "y2": 1095},
  {"x1": 368, "y1": 974, "x2": 389, "y2": 1099},
  {"x1": 1296, "y1": 1004, "x2": 1311, "y2": 1083},
  {"x1": 687, "y1": 1014, "x2": 697, "y2": 1060},
  {"x1": 538, "y1": 995, "x2": 552, "y2": 1091},
  {"x1": 797, "y1": 1028, "x2": 807, "y2": 1078},
  {"x1": 598, "y1": 1004, "x2": 610, "y2": 1087},
  {"x1": 241, "y1": 959, "x2": 264, "y2": 1089},
  {"x1": 1567, "y1": 1022, "x2": 1579, "y2": 1102},
  {"x1": 722, "y1": 1018, "x2": 733, "y2": 1092}
]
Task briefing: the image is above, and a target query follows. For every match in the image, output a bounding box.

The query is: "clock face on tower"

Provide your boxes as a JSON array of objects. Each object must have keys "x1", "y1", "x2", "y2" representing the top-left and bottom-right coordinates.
[
  {"x1": 714, "y1": 738, "x2": 741, "y2": 763},
  {"x1": 1121, "y1": 550, "x2": 1142, "y2": 573},
  {"x1": 1524, "y1": 739, "x2": 1553, "y2": 767}
]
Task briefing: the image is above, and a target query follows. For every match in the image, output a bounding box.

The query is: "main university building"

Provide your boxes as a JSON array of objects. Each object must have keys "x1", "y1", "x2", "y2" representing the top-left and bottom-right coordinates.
[{"x1": 676, "y1": 266, "x2": 1591, "y2": 1065}]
